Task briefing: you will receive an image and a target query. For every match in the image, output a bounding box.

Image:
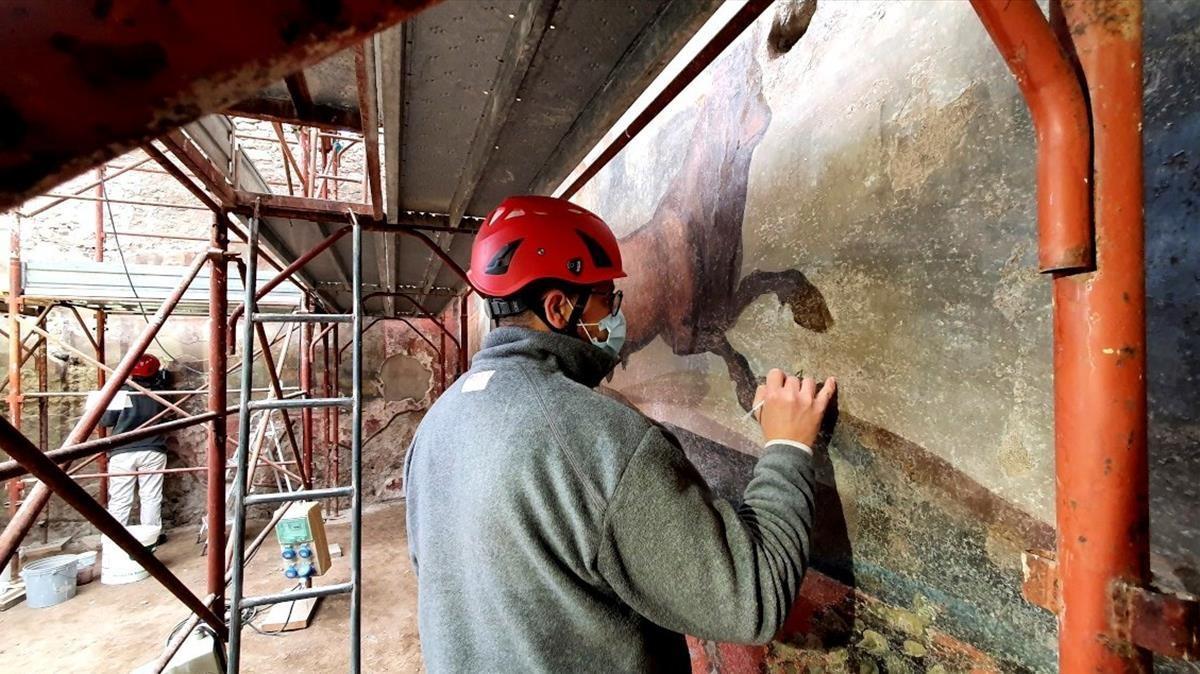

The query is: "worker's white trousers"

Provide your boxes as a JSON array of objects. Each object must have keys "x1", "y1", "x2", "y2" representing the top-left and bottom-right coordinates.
[{"x1": 106, "y1": 450, "x2": 167, "y2": 527}]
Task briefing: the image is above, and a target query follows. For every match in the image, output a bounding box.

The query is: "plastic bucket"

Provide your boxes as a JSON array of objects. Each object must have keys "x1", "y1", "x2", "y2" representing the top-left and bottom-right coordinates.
[
  {"x1": 101, "y1": 525, "x2": 161, "y2": 585},
  {"x1": 75, "y1": 550, "x2": 98, "y2": 585},
  {"x1": 19, "y1": 554, "x2": 79, "y2": 608}
]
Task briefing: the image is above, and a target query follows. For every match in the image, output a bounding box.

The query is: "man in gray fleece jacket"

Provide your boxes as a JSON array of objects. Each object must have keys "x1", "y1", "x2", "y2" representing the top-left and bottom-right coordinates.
[{"x1": 405, "y1": 196, "x2": 835, "y2": 672}]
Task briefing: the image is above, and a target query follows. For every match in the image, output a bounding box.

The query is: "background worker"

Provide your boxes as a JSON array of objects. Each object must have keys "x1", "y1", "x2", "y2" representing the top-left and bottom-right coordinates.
[
  {"x1": 405, "y1": 196, "x2": 836, "y2": 672},
  {"x1": 99, "y1": 354, "x2": 172, "y2": 543}
]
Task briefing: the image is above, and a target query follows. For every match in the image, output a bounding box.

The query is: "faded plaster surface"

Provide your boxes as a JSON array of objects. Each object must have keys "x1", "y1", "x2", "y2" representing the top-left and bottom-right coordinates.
[{"x1": 574, "y1": 1, "x2": 1198, "y2": 671}]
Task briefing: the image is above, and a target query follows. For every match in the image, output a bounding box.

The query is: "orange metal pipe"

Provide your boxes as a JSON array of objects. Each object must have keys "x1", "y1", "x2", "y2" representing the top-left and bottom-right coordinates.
[
  {"x1": 971, "y1": 0, "x2": 1092, "y2": 273},
  {"x1": 1054, "y1": 1, "x2": 1149, "y2": 670},
  {"x1": 976, "y1": 0, "x2": 1150, "y2": 669}
]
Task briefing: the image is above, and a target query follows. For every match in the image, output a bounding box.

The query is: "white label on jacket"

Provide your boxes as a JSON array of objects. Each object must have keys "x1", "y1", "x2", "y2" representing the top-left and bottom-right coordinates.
[
  {"x1": 86, "y1": 390, "x2": 132, "y2": 412},
  {"x1": 462, "y1": 370, "x2": 495, "y2": 393}
]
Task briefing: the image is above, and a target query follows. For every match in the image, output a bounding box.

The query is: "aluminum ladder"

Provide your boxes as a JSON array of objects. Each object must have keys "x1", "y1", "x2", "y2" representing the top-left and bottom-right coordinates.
[{"x1": 226, "y1": 213, "x2": 364, "y2": 672}]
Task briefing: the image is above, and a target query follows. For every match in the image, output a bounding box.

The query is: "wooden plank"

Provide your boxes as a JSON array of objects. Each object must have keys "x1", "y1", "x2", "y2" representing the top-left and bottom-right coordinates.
[
  {"x1": 260, "y1": 596, "x2": 318, "y2": 632},
  {"x1": 0, "y1": 583, "x2": 26, "y2": 611}
]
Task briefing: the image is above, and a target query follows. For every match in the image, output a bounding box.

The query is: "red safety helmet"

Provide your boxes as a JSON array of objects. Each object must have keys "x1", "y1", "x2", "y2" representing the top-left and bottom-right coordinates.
[
  {"x1": 467, "y1": 195, "x2": 625, "y2": 298},
  {"x1": 131, "y1": 354, "x2": 161, "y2": 379}
]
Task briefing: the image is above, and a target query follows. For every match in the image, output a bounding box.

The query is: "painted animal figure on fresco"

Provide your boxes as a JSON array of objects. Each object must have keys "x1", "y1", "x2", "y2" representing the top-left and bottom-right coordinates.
[{"x1": 617, "y1": 36, "x2": 832, "y2": 411}]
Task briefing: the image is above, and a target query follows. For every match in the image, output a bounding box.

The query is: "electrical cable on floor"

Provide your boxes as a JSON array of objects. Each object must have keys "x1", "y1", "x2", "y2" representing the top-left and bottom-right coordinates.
[{"x1": 243, "y1": 581, "x2": 304, "y2": 637}]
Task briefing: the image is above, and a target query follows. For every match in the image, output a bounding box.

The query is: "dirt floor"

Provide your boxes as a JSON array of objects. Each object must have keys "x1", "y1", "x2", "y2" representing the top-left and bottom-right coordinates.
[{"x1": 0, "y1": 502, "x2": 423, "y2": 673}]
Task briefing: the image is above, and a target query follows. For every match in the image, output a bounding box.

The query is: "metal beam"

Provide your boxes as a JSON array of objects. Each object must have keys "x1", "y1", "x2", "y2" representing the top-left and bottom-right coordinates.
[
  {"x1": 0, "y1": 251, "x2": 210, "y2": 573},
  {"x1": 143, "y1": 143, "x2": 225, "y2": 214},
  {"x1": 159, "y1": 132, "x2": 236, "y2": 206},
  {"x1": 284, "y1": 73, "x2": 316, "y2": 121},
  {"x1": 529, "y1": 0, "x2": 724, "y2": 194},
  {"x1": 235, "y1": 191, "x2": 373, "y2": 220},
  {"x1": 354, "y1": 43, "x2": 384, "y2": 221},
  {"x1": 225, "y1": 97, "x2": 362, "y2": 132},
  {"x1": 417, "y1": 0, "x2": 557, "y2": 296},
  {"x1": 0, "y1": 0, "x2": 442, "y2": 211},
  {"x1": 0, "y1": 414, "x2": 227, "y2": 638},
  {"x1": 380, "y1": 24, "x2": 407, "y2": 317},
  {"x1": 555, "y1": 0, "x2": 772, "y2": 200},
  {"x1": 231, "y1": 193, "x2": 482, "y2": 232}
]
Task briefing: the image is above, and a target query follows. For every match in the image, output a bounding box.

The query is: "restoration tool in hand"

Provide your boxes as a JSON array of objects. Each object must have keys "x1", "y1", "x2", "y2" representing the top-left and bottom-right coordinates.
[{"x1": 742, "y1": 370, "x2": 803, "y2": 420}]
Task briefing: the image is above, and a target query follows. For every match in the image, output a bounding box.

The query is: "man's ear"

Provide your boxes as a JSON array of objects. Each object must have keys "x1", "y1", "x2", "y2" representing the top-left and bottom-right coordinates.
[{"x1": 541, "y1": 289, "x2": 571, "y2": 330}]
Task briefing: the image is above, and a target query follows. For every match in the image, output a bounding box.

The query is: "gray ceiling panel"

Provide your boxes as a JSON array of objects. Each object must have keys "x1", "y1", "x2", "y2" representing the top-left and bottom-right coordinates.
[
  {"x1": 466, "y1": 0, "x2": 668, "y2": 214},
  {"x1": 306, "y1": 51, "x2": 360, "y2": 109},
  {"x1": 398, "y1": 0, "x2": 525, "y2": 213},
  {"x1": 225, "y1": 0, "x2": 719, "y2": 316}
]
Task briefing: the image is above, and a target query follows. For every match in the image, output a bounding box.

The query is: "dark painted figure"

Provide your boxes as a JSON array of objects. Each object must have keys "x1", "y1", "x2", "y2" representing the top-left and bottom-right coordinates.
[{"x1": 615, "y1": 36, "x2": 832, "y2": 411}]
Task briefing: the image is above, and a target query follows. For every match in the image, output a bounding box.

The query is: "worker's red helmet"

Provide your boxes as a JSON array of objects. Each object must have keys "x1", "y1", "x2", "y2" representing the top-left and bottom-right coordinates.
[
  {"x1": 131, "y1": 354, "x2": 161, "y2": 379},
  {"x1": 467, "y1": 196, "x2": 625, "y2": 298}
]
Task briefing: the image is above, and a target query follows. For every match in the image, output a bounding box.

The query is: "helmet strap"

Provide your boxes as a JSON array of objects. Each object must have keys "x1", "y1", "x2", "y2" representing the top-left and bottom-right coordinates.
[{"x1": 533, "y1": 287, "x2": 591, "y2": 338}]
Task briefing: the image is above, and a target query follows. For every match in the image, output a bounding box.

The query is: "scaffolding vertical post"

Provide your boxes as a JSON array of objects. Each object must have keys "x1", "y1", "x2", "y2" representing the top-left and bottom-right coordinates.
[
  {"x1": 6, "y1": 215, "x2": 22, "y2": 517},
  {"x1": 301, "y1": 297, "x2": 314, "y2": 481},
  {"x1": 207, "y1": 214, "x2": 229, "y2": 621},
  {"x1": 350, "y1": 216, "x2": 363, "y2": 673},
  {"x1": 94, "y1": 165, "x2": 108, "y2": 506},
  {"x1": 35, "y1": 311, "x2": 48, "y2": 541},
  {"x1": 35, "y1": 314, "x2": 47, "y2": 452},
  {"x1": 332, "y1": 325, "x2": 341, "y2": 515},
  {"x1": 322, "y1": 325, "x2": 332, "y2": 489},
  {"x1": 227, "y1": 212, "x2": 260, "y2": 674},
  {"x1": 0, "y1": 249, "x2": 211, "y2": 573}
]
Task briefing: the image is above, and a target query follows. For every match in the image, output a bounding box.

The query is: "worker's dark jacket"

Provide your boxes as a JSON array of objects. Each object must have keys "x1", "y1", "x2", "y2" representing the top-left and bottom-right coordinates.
[
  {"x1": 405, "y1": 327, "x2": 816, "y2": 673},
  {"x1": 99, "y1": 376, "x2": 168, "y2": 457}
]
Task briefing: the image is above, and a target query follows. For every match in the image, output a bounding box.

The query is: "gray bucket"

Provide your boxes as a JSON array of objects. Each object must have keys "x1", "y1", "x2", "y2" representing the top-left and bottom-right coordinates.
[{"x1": 19, "y1": 554, "x2": 78, "y2": 608}]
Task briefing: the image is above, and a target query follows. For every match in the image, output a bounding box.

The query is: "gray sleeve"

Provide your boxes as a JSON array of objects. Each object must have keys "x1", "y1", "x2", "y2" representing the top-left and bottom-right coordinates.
[
  {"x1": 100, "y1": 409, "x2": 120, "y2": 428},
  {"x1": 596, "y1": 427, "x2": 814, "y2": 645}
]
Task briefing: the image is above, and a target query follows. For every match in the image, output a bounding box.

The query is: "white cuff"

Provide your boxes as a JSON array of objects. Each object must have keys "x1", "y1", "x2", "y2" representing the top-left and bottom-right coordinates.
[{"x1": 764, "y1": 439, "x2": 813, "y2": 455}]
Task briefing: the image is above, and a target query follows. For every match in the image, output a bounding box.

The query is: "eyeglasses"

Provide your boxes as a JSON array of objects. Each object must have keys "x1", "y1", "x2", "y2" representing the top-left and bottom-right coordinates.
[
  {"x1": 603, "y1": 289, "x2": 622, "y2": 317},
  {"x1": 574, "y1": 288, "x2": 622, "y2": 318}
]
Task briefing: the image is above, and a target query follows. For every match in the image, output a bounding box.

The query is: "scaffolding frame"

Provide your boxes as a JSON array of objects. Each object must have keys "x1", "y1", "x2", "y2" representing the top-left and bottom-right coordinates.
[
  {"x1": 0, "y1": 116, "x2": 465, "y2": 670},
  {"x1": 0, "y1": 1, "x2": 1193, "y2": 672}
]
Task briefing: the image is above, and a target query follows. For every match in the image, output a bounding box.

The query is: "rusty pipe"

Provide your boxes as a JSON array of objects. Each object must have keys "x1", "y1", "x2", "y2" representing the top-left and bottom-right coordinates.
[
  {"x1": 359, "y1": 292, "x2": 460, "y2": 348},
  {"x1": 227, "y1": 224, "x2": 351, "y2": 350},
  {"x1": 0, "y1": 410, "x2": 232, "y2": 481},
  {"x1": 143, "y1": 143, "x2": 224, "y2": 215},
  {"x1": 7, "y1": 215, "x2": 23, "y2": 517},
  {"x1": 0, "y1": 414, "x2": 227, "y2": 638},
  {"x1": 0, "y1": 250, "x2": 210, "y2": 572},
  {"x1": 970, "y1": 0, "x2": 1092, "y2": 272},
  {"x1": 390, "y1": 226, "x2": 475, "y2": 290},
  {"x1": 300, "y1": 299, "x2": 315, "y2": 483},
  {"x1": 253, "y1": 320, "x2": 310, "y2": 488},
  {"x1": 207, "y1": 215, "x2": 229, "y2": 618},
  {"x1": 1053, "y1": 1, "x2": 1149, "y2": 671}
]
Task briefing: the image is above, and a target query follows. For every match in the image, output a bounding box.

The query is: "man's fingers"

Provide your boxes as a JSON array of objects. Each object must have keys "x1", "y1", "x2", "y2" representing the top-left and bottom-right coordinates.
[
  {"x1": 766, "y1": 368, "x2": 786, "y2": 390},
  {"x1": 784, "y1": 374, "x2": 801, "y2": 395},
  {"x1": 816, "y1": 377, "x2": 837, "y2": 407},
  {"x1": 800, "y1": 376, "x2": 816, "y2": 401}
]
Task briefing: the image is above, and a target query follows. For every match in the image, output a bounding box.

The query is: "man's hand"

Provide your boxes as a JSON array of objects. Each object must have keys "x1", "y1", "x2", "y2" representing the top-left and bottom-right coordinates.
[{"x1": 753, "y1": 369, "x2": 836, "y2": 447}]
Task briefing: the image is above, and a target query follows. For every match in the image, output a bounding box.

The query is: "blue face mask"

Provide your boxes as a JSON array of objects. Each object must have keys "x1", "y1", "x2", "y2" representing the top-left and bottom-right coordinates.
[{"x1": 569, "y1": 301, "x2": 627, "y2": 359}]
